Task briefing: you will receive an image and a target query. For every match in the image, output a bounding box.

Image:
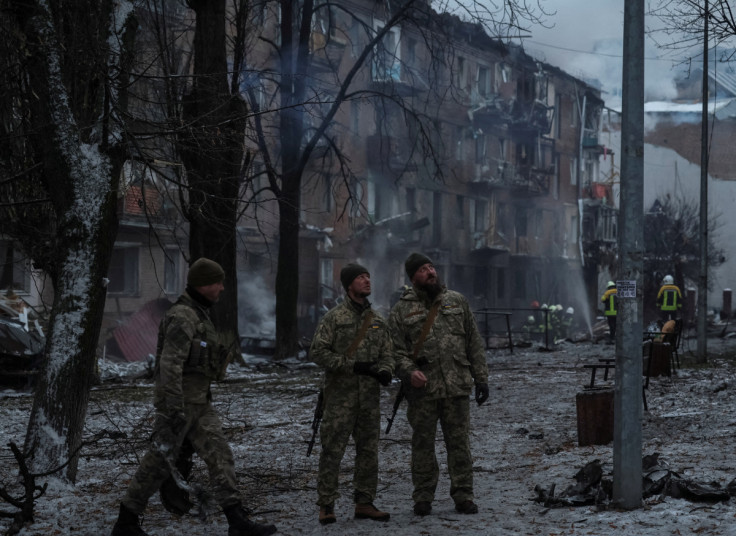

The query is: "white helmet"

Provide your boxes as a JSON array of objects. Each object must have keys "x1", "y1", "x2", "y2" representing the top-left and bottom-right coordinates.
[
  {"x1": 566, "y1": 307, "x2": 574, "y2": 315},
  {"x1": 541, "y1": 303, "x2": 548, "y2": 310},
  {"x1": 663, "y1": 275, "x2": 674, "y2": 285},
  {"x1": 607, "y1": 281, "x2": 615, "y2": 289},
  {"x1": 555, "y1": 304, "x2": 562, "y2": 311},
  {"x1": 528, "y1": 315, "x2": 536, "y2": 323}
]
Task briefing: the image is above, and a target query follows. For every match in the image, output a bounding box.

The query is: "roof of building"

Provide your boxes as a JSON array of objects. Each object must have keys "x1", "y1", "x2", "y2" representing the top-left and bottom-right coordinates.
[{"x1": 632, "y1": 98, "x2": 736, "y2": 120}]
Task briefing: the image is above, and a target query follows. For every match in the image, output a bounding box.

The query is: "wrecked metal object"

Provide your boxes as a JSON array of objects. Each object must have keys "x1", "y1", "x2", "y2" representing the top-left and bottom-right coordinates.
[
  {"x1": 534, "y1": 460, "x2": 609, "y2": 507},
  {"x1": 240, "y1": 335, "x2": 276, "y2": 356},
  {"x1": 0, "y1": 317, "x2": 44, "y2": 383},
  {"x1": 534, "y1": 455, "x2": 733, "y2": 508}
]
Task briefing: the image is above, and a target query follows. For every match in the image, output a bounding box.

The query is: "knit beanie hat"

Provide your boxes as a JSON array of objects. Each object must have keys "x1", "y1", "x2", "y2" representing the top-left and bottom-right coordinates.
[
  {"x1": 187, "y1": 258, "x2": 225, "y2": 287},
  {"x1": 340, "y1": 263, "x2": 369, "y2": 291},
  {"x1": 404, "y1": 252, "x2": 433, "y2": 280}
]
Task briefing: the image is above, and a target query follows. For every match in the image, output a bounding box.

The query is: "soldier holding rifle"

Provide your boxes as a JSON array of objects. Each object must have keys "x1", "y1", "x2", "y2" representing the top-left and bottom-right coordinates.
[{"x1": 309, "y1": 263, "x2": 394, "y2": 525}]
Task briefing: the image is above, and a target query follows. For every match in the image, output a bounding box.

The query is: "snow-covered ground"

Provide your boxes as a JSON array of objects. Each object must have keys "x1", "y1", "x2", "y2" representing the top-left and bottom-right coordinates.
[{"x1": 3, "y1": 335, "x2": 736, "y2": 535}]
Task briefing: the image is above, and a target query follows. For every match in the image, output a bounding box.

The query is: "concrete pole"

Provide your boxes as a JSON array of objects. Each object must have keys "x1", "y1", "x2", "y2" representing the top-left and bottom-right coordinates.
[
  {"x1": 697, "y1": 2, "x2": 709, "y2": 363},
  {"x1": 613, "y1": 0, "x2": 644, "y2": 509}
]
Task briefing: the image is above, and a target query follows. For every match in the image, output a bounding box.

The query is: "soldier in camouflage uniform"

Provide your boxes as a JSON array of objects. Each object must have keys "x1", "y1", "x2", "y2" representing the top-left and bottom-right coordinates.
[
  {"x1": 111, "y1": 258, "x2": 277, "y2": 536},
  {"x1": 388, "y1": 252, "x2": 489, "y2": 517},
  {"x1": 310, "y1": 263, "x2": 394, "y2": 525}
]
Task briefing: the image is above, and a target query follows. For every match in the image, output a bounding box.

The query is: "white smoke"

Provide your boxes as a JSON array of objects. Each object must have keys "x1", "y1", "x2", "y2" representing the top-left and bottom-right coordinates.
[
  {"x1": 522, "y1": 0, "x2": 692, "y2": 110},
  {"x1": 238, "y1": 273, "x2": 276, "y2": 336}
]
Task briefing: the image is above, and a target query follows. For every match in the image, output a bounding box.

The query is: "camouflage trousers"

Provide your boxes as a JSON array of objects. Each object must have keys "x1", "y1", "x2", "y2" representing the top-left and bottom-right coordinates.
[
  {"x1": 406, "y1": 395, "x2": 473, "y2": 504},
  {"x1": 122, "y1": 402, "x2": 240, "y2": 514},
  {"x1": 317, "y1": 392, "x2": 381, "y2": 506}
]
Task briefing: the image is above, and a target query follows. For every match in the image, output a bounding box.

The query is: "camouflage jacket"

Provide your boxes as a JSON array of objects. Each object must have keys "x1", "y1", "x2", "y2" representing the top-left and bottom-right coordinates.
[
  {"x1": 310, "y1": 298, "x2": 394, "y2": 398},
  {"x1": 154, "y1": 291, "x2": 224, "y2": 415},
  {"x1": 389, "y1": 286, "x2": 488, "y2": 400}
]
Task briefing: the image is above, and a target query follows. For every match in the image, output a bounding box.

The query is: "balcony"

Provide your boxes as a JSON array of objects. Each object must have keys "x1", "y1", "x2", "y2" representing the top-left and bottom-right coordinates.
[
  {"x1": 469, "y1": 160, "x2": 513, "y2": 191},
  {"x1": 467, "y1": 95, "x2": 511, "y2": 125},
  {"x1": 508, "y1": 98, "x2": 553, "y2": 135},
  {"x1": 510, "y1": 164, "x2": 553, "y2": 196},
  {"x1": 582, "y1": 135, "x2": 599, "y2": 147},
  {"x1": 471, "y1": 230, "x2": 508, "y2": 257},
  {"x1": 118, "y1": 185, "x2": 163, "y2": 220},
  {"x1": 468, "y1": 160, "x2": 551, "y2": 196}
]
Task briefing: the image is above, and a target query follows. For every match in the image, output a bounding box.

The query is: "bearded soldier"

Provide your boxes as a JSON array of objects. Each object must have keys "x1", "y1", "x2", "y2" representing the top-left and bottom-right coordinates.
[
  {"x1": 310, "y1": 263, "x2": 394, "y2": 525},
  {"x1": 111, "y1": 258, "x2": 277, "y2": 536},
  {"x1": 388, "y1": 252, "x2": 489, "y2": 517}
]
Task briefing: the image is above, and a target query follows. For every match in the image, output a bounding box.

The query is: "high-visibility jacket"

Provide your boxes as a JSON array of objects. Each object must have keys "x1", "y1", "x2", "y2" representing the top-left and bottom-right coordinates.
[
  {"x1": 657, "y1": 284, "x2": 682, "y2": 312},
  {"x1": 601, "y1": 289, "x2": 617, "y2": 316}
]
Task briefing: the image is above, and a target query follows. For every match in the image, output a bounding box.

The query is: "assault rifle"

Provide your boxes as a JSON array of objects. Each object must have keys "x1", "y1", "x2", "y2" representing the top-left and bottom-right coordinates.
[
  {"x1": 385, "y1": 382, "x2": 405, "y2": 435},
  {"x1": 306, "y1": 389, "x2": 324, "y2": 456}
]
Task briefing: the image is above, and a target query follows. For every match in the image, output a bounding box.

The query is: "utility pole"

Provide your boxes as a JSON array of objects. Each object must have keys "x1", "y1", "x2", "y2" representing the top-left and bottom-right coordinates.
[
  {"x1": 613, "y1": 0, "x2": 644, "y2": 509},
  {"x1": 697, "y1": 0, "x2": 709, "y2": 363}
]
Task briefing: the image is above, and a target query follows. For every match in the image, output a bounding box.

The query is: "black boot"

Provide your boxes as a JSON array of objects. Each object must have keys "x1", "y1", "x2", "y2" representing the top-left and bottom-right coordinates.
[
  {"x1": 111, "y1": 503, "x2": 148, "y2": 536},
  {"x1": 223, "y1": 503, "x2": 277, "y2": 536}
]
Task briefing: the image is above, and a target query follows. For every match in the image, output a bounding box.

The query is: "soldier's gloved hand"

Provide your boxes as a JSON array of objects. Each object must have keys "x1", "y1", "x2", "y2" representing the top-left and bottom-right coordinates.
[
  {"x1": 155, "y1": 411, "x2": 187, "y2": 454},
  {"x1": 165, "y1": 411, "x2": 187, "y2": 443},
  {"x1": 353, "y1": 362, "x2": 375, "y2": 376},
  {"x1": 376, "y1": 369, "x2": 392, "y2": 386},
  {"x1": 475, "y1": 383, "x2": 489, "y2": 406},
  {"x1": 169, "y1": 410, "x2": 187, "y2": 432}
]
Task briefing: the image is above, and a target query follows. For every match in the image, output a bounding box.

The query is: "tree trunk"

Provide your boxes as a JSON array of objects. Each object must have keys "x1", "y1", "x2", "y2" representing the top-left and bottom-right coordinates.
[
  {"x1": 180, "y1": 0, "x2": 246, "y2": 348},
  {"x1": 11, "y1": 0, "x2": 129, "y2": 481},
  {"x1": 272, "y1": 0, "x2": 309, "y2": 359},
  {"x1": 24, "y1": 185, "x2": 120, "y2": 480},
  {"x1": 274, "y1": 171, "x2": 301, "y2": 359}
]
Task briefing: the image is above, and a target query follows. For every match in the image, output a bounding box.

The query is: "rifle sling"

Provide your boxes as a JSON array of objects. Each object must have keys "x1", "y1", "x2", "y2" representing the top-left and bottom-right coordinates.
[
  {"x1": 412, "y1": 301, "x2": 441, "y2": 361},
  {"x1": 346, "y1": 310, "x2": 375, "y2": 359}
]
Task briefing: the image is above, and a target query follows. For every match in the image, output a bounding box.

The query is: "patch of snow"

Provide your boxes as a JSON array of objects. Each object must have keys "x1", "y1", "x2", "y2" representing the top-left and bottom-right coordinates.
[{"x1": 3, "y1": 339, "x2": 736, "y2": 534}]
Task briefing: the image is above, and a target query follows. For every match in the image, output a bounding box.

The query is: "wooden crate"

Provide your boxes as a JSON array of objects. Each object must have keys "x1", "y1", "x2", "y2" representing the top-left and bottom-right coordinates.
[
  {"x1": 576, "y1": 388, "x2": 614, "y2": 446},
  {"x1": 648, "y1": 342, "x2": 672, "y2": 377}
]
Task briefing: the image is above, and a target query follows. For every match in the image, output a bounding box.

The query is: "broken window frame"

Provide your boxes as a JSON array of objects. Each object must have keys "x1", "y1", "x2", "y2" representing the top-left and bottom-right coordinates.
[
  {"x1": 163, "y1": 247, "x2": 181, "y2": 295},
  {"x1": 476, "y1": 64, "x2": 491, "y2": 98},
  {"x1": 371, "y1": 19, "x2": 401, "y2": 82},
  {"x1": 0, "y1": 240, "x2": 31, "y2": 295},
  {"x1": 107, "y1": 245, "x2": 140, "y2": 296}
]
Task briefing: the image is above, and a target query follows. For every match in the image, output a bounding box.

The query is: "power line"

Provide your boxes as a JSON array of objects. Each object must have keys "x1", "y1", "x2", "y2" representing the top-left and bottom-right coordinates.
[{"x1": 522, "y1": 39, "x2": 680, "y2": 62}]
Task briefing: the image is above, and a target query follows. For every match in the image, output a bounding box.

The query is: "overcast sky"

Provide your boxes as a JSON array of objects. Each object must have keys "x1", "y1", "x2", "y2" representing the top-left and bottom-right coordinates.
[{"x1": 518, "y1": 0, "x2": 698, "y2": 108}]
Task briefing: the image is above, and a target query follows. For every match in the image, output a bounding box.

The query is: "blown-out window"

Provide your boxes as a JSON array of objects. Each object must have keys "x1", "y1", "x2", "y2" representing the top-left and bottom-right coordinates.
[
  {"x1": 108, "y1": 246, "x2": 139, "y2": 296},
  {"x1": 0, "y1": 240, "x2": 31, "y2": 294}
]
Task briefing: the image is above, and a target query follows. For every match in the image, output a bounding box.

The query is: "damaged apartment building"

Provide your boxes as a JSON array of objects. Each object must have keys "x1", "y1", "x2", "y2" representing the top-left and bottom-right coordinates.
[
  {"x1": 237, "y1": 1, "x2": 613, "y2": 333},
  {"x1": 0, "y1": 1, "x2": 617, "y2": 354}
]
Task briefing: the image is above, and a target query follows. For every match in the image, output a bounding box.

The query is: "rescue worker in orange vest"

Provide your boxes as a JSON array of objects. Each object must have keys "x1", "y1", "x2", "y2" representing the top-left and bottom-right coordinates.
[
  {"x1": 601, "y1": 281, "x2": 617, "y2": 344},
  {"x1": 656, "y1": 275, "x2": 682, "y2": 323}
]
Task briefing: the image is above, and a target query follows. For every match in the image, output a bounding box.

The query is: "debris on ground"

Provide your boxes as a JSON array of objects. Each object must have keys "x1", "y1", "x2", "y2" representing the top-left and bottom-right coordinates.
[{"x1": 534, "y1": 453, "x2": 733, "y2": 508}]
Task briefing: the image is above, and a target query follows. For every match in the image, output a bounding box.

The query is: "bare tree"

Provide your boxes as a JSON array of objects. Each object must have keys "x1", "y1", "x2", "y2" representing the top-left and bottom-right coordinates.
[
  {"x1": 242, "y1": 0, "x2": 550, "y2": 358},
  {"x1": 648, "y1": 0, "x2": 736, "y2": 63},
  {"x1": 0, "y1": 0, "x2": 136, "y2": 480},
  {"x1": 643, "y1": 194, "x2": 725, "y2": 321},
  {"x1": 178, "y1": 0, "x2": 249, "y2": 349}
]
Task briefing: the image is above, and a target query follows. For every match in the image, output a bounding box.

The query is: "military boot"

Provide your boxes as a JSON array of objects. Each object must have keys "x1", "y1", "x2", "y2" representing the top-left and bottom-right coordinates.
[
  {"x1": 318, "y1": 504, "x2": 336, "y2": 525},
  {"x1": 111, "y1": 503, "x2": 148, "y2": 536},
  {"x1": 223, "y1": 503, "x2": 277, "y2": 536},
  {"x1": 354, "y1": 503, "x2": 390, "y2": 521}
]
